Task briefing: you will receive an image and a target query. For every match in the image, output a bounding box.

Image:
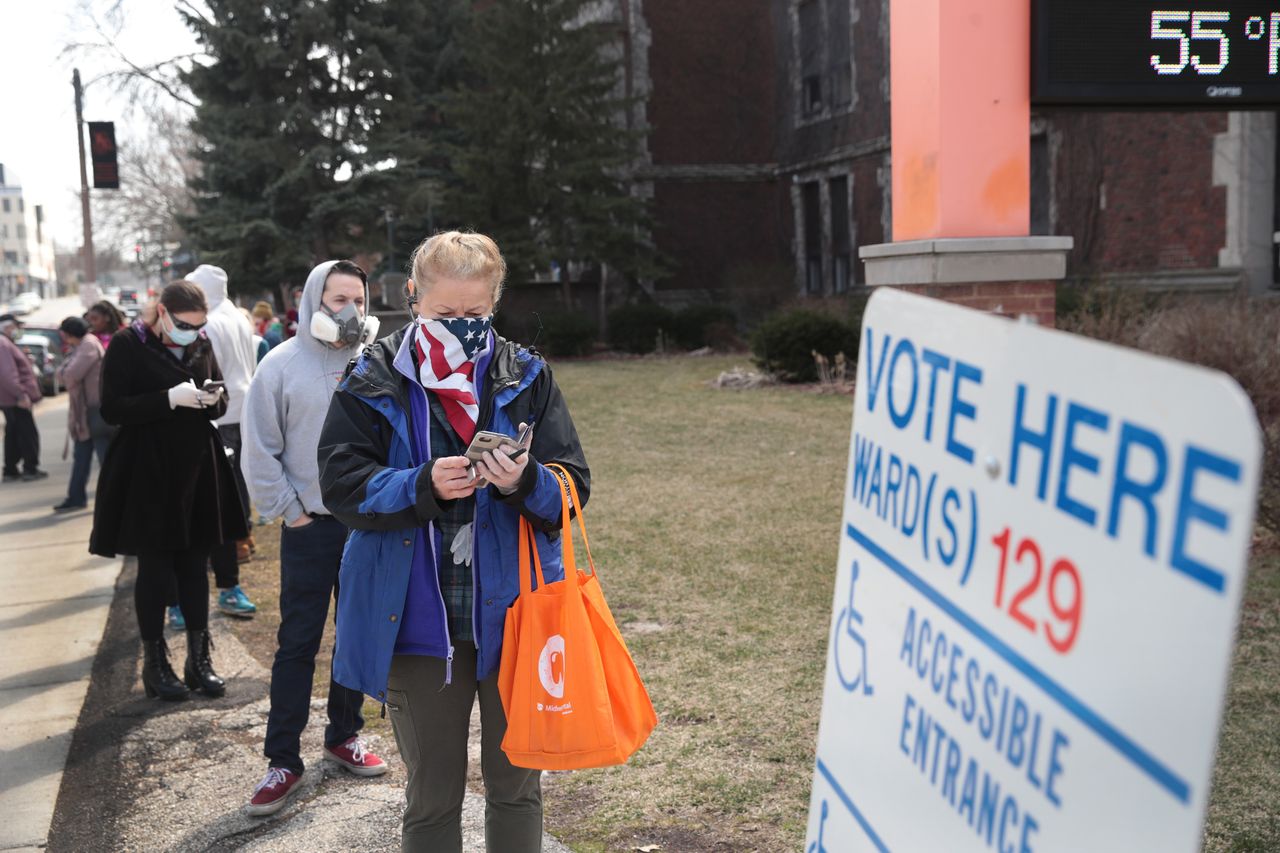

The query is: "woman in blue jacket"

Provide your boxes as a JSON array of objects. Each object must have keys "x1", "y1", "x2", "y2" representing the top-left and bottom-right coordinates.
[{"x1": 318, "y1": 231, "x2": 589, "y2": 852}]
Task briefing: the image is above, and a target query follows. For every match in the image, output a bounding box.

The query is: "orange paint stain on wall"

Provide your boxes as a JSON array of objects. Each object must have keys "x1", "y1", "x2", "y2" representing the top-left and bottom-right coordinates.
[
  {"x1": 980, "y1": 156, "x2": 1030, "y2": 225},
  {"x1": 896, "y1": 152, "x2": 939, "y2": 240}
]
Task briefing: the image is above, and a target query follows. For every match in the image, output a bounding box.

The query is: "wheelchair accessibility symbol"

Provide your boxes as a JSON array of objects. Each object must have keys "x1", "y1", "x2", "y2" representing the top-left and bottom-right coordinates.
[
  {"x1": 833, "y1": 560, "x2": 874, "y2": 696},
  {"x1": 807, "y1": 799, "x2": 829, "y2": 853}
]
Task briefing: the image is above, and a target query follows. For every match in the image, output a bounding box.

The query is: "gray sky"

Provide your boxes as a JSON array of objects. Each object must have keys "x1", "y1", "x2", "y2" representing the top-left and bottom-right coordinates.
[{"x1": 0, "y1": 0, "x2": 197, "y2": 251}]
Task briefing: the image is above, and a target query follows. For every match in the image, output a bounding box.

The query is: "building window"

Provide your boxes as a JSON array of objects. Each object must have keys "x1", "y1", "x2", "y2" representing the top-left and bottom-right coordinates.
[
  {"x1": 799, "y1": 0, "x2": 823, "y2": 116},
  {"x1": 3, "y1": 251, "x2": 16, "y2": 264},
  {"x1": 16, "y1": 224, "x2": 24, "y2": 240},
  {"x1": 1, "y1": 199, "x2": 8, "y2": 213},
  {"x1": 0, "y1": 224, "x2": 6, "y2": 238},
  {"x1": 17, "y1": 198, "x2": 23, "y2": 213},
  {"x1": 827, "y1": 0, "x2": 852, "y2": 107},
  {"x1": 802, "y1": 181, "x2": 823, "y2": 294},
  {"x1": 1030, "y1": 134, "x2": 1050, "y2": 236},
  {"x1": 830, "y1": 176, "x2": 851, "y2": 293}
]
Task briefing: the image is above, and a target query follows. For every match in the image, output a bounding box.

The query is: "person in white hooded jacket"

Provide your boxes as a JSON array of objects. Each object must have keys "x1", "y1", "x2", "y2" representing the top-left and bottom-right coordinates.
[
  {"x1": 240, "y1": 259, "x2": 388, "y2": 816},
  {"x1": 185, "y1": 264, "x2": 259, "y2": 620}
]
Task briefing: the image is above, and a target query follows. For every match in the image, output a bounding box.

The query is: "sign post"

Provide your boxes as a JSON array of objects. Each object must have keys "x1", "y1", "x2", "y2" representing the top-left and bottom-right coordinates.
[{"x1": 806, "y1": 289, "x2": 1261, "y2": 852}]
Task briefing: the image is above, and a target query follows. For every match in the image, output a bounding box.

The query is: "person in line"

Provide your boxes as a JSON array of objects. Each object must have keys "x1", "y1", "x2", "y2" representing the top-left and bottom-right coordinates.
[
  {"x1": 52, "y1": 317, "x2": 111, "y2": 511},
  {"x1": 0, "y1": 313, "x2": 45, "y2": 482},
  {"x1": 318, "y1": 232, "x2": 590, "y2": 852},
  {"x1": 188, "y1": 263, "x2": 258, "y2": 617},
  {"x1": 241, "y1": 260, "x2": 388, "y2": 816},
  {"x1": 89, "y1": 281, "x2": 247, "y2": 702},
  {"x1": 241, "y1": 307, "x2": 270, "y2": 364},
  {"x1": 252, "y1": 302, "x2": 285, "y2": 350},
  {"x1": 86, "y1": 301, "x2": 127, "y2": 348}
]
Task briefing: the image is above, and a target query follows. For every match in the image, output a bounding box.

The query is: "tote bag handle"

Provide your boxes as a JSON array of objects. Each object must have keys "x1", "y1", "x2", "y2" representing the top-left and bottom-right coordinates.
[
  {"x1": 545, "y1": 463, "x2": 597, "y2": 578},
  {"x1": 517, "y1": 461, "x2": 582, "y2": 596}
]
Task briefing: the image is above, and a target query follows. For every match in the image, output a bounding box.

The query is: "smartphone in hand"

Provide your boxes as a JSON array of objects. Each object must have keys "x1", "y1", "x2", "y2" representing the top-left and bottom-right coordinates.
[{"x1": 464, "y1": 423, "x2": 533, "y2": 486}]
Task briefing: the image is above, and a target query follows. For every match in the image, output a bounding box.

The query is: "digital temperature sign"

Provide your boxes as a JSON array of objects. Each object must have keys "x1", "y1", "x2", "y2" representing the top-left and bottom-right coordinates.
[{"x1": 1033, "y1": 2, "x2": 1280, "y2": 105}]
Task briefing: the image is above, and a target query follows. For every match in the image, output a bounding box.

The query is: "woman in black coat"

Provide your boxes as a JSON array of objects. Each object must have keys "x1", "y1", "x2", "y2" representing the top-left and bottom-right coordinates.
[{"x1": 90, "y1": 280, "x2": 248, "y2": 701}]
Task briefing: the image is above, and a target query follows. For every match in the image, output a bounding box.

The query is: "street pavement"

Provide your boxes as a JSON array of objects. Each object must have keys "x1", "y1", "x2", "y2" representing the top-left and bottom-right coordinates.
[
  {"x1": 14, "y1": 295, "x2": 89, "y2": 329},
  {"x1": 0, "y1": 393, "x2": 119, "y2": 851}
]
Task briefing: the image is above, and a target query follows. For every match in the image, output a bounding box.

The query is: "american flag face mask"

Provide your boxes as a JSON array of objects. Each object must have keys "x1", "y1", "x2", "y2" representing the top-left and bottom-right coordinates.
[{"x1": 413, "y1": 315, "x2": 493, "y2": 444}]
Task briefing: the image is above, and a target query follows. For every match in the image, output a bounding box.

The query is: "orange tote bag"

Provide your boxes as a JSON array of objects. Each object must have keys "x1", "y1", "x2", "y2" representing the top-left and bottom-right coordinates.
[{"x1": 498, "y1": 465, "x2": 657, "y2": 770}]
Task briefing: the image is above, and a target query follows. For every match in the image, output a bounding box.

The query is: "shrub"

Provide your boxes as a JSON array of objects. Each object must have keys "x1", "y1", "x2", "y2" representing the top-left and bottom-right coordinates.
[
  {"x1": 1056, "y1": 282, "x2": 1166, "y2": 348},
  {"x1": 540, "y1": 312, "x2": 597, "y2": 357},
  {"x1": 607, "y1": 302, "x2": 676, "y2": 354},
  {"x1": 750, "y1": 308, "x2": 859, "y2": 383},
  {"x1": 671, "y1": 304, "x2": 738, "y2": 350}
]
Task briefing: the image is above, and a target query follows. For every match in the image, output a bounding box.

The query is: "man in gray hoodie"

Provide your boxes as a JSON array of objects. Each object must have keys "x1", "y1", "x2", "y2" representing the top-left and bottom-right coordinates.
[{"x1": 241, "y1": 260, "x2": 388, "y2": 816}]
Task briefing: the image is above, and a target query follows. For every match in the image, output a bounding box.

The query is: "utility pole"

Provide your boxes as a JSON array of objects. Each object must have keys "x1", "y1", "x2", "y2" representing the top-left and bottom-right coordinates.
[{"x1": 73, "y1": 69, "x2": 96, "y2": 289}]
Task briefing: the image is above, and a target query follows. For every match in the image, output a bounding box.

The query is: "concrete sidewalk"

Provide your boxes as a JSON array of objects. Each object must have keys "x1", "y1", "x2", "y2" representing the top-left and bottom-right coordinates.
[
  {"x1": 45, "y1": 573, "x2": 571, "y2": 852},
  {"x1": 0, "y1": 394, "x2": 120, "y2": 851}
]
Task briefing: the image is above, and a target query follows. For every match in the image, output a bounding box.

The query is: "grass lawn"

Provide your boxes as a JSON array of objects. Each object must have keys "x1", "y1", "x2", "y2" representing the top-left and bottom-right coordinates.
[{"x1": 227, "y1": 352, "x2": 1280, "y2": 852}]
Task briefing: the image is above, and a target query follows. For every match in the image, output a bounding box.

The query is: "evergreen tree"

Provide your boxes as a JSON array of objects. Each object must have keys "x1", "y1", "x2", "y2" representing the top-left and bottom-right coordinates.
[
  {"x1": 180, "y1": 0, "x2": 460, "y2": 299},
  {"x1": 437, "y1": 0, "x2": 659, "y2": 294}
]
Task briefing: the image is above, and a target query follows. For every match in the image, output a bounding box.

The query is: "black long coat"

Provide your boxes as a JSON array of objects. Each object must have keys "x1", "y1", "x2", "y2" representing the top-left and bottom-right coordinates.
[{"x1": 89, "y1": 323, "x2": 248, "y2": 557}]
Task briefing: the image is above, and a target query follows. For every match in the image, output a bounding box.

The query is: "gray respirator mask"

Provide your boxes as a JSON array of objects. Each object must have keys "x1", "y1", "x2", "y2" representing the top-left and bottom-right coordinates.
[{"x1": 310, "y1": 301, "x2": 380, "y2": 347}]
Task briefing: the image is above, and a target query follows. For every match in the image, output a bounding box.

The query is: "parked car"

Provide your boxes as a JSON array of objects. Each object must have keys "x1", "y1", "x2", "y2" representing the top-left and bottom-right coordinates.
[
  {"x1": 21, "y1": 325, "x2": 68, "y2": 373},
  {"x1": 117, "y1": 288, "x2": 141, "y2": 319},
  {"x1": 16, "y1": 335, "x2": 59, "y2": 396},
  {"x1": 6, "y1": 291, "x2": 41, "y2": 316}
]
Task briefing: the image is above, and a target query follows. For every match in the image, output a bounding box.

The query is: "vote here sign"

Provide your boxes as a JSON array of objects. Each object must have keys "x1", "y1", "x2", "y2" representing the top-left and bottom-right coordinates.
[{"x1": 805, "y1": 288, "x2": 1262, "y2": 853}]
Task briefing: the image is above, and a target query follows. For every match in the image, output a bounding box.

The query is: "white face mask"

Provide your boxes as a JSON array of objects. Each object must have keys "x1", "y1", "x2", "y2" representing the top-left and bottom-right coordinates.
[{"x1": 162, "y1": 312, "x2": 199, "y2": 346}]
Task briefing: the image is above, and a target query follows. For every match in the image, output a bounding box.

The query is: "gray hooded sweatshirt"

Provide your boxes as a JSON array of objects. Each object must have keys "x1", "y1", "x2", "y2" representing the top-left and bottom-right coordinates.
[{"x1": 241, "y1": 261, "x2": 360, "y2": 523}]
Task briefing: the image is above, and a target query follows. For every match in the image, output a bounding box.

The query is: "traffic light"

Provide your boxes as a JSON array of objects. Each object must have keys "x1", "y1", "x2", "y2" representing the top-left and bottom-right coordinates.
[
  {"x1": 134, "y1": 243, "x2": 141, "y2": 262},
  {"x1": 88, "y1": 121, "x2": 119, "y2": 189}
]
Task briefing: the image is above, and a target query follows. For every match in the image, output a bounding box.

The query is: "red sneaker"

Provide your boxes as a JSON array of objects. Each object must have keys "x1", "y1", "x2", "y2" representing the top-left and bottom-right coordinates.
[
  {"x1": 323, "y1": 736, "x2": 388, "y2": 777},
  {"x1": 246, "y1": 767, "x2": 301, "y2": 816}
]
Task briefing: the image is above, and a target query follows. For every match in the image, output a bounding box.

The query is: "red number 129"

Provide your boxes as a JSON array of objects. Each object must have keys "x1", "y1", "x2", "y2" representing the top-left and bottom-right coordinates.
[{"x1": 992, "y1": 527, "x2": 1083, "y2": 654}]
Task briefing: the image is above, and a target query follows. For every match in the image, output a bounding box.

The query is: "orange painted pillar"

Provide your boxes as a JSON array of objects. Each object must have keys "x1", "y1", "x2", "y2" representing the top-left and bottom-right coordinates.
[{"x1": 891, "y1": 0, "x2": 1031, "y2": 239}]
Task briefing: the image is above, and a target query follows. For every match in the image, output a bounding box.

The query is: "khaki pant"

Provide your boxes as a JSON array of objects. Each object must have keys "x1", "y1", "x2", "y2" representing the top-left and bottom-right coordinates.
[{"x1": 386, "y1": 643, "x2": 543, "y2": 853}]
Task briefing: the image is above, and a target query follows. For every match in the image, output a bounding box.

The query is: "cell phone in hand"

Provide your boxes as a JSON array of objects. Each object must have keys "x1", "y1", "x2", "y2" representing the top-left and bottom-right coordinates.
[
  {"x1": 202, "y1": 380, "x2": 226, "y2": 393},
  {"x1": 464, "y1": 424, "x2": 533, "y2": 486},
  {"x1": 464, "y1": 430, "x2": 522, "y2": 465}
]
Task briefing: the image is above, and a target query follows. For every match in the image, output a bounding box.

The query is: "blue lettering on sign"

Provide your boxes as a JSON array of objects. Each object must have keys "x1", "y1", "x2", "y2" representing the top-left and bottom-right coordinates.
[
  {"x1": 863, "y1": 326, "x2": 983, "y2": 468},
  {"x1": 1055, "y1": 402, "x2": 1109, "y2": 526},
  {"x1": 850, "y1": 432, "x2": 980, "y2": 585},
  {"x1": 1171, "y1": 446, "x2": 1242, "y2": 593},
  {"x1": 1106, "y1": 423, "x2": 1168, "y2": 558},
  {"x1": 899, "y1": 607, "x2": 1071, "y2": 811},
  {"x1": 1005, "y1": 383, "x2": 1246, "y2": 595},
  {"x1": 897, "y1": 690, "x2": 1043, "y2": 852}
]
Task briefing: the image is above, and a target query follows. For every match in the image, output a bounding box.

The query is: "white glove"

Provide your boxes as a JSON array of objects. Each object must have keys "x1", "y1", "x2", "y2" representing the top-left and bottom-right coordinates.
[
  {"x1": 168, "y1": 380, "x2": 206, "y2": 409},
  {"x1": 450, "y1": 522, "x2": 474, "y2": 567}
]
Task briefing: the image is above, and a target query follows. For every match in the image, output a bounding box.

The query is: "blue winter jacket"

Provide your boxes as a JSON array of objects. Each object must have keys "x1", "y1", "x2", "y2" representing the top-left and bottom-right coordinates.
[{"x1": 317, "y1": 324, "x2": 590, "y2": 702}]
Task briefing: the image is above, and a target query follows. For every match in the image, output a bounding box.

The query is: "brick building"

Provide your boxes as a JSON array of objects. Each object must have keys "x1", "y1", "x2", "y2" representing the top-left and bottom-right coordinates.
[{"x1": 613, "y1": 1, "x2": 1277, "y2": 312}]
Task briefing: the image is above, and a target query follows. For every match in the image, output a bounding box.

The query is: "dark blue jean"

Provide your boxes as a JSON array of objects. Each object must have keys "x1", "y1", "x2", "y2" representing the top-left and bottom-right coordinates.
[
  {"x1": 264, "y1": 515, "x2": 365, "y2": 773},
  {"x1": 65, "y1": 434, "x2": 110, "y2": 506}
]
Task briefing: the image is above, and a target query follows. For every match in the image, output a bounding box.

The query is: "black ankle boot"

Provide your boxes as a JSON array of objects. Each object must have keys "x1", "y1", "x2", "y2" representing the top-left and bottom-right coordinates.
[
  {"x1": 184, "y1": 629, "x2": 226, "y2": 697},
  {"x1": 142, "y1": 638, "x2": 189, "y2": 701}
]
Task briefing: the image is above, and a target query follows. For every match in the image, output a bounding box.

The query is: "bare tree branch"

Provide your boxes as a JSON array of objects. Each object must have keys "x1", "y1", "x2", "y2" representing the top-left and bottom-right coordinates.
[{"x1": 62, "y1": 0, "x2": 206, "y2": 110}]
